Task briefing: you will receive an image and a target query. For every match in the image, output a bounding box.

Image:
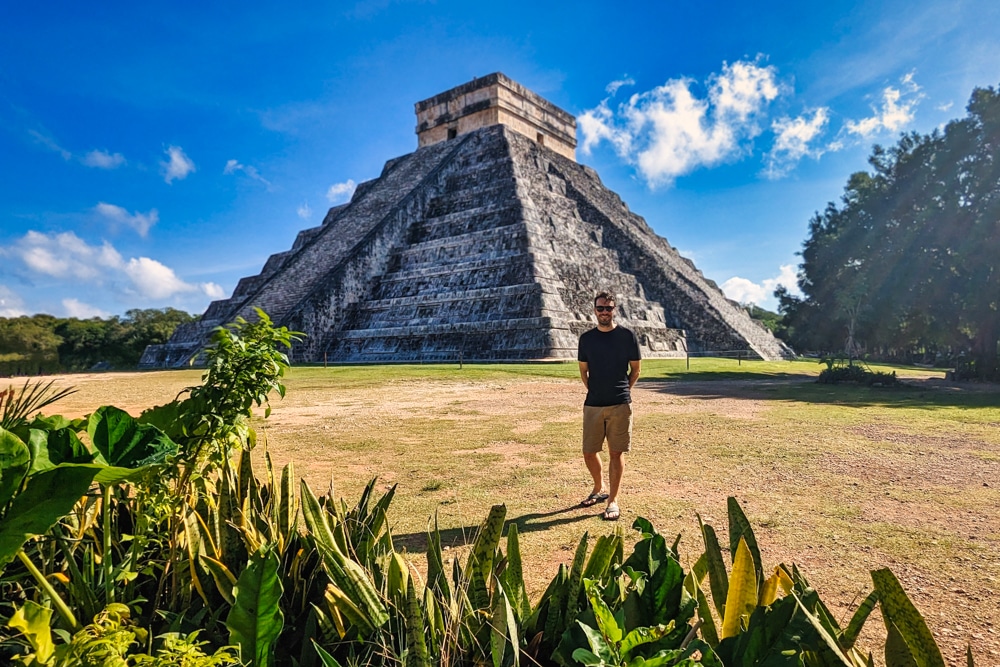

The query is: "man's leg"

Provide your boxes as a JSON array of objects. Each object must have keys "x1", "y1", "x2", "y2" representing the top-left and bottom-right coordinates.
[
  {"x1": 607, "y1": 450, "x2": 624, "y2": 504},
  {"x1": 584, "y1": 451, "x2": 604, "y2": 496}
]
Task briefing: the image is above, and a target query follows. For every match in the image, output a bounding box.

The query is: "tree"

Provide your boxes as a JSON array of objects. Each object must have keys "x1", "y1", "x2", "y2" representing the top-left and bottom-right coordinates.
[{"x1": 780, "y1": 84, "x2": 1000, "y2": 377}]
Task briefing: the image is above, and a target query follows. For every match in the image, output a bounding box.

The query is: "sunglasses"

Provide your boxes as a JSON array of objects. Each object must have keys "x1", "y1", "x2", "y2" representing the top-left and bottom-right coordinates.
[{"x1": 594, "y1": 305, "x2": 615, "y2": 312}]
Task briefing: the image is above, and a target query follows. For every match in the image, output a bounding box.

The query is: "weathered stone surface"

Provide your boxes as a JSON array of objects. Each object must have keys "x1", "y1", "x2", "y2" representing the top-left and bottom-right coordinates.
[{"x1": 141, "y1": 77, "x2": 792, "y2": 367}]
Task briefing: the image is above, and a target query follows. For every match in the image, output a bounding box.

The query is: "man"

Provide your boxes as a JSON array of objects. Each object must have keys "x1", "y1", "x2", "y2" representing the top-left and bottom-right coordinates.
[{"x1": 577, "y1": 291, "x2": 641, "y2": 521}]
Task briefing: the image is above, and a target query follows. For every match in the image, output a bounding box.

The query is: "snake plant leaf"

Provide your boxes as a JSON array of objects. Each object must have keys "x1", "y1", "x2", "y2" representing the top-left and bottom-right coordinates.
[
  {"x1": 871, "y1": 568, "x2": 945, "y2": 667},
  {"x1": 842, "y1": 590, "x2": 879, "y2": 649},
  {"x1": 502, "y1": 522, "x2": 530, "y2": 621},
  {"x1": 7, "y1": 600, "x2": 55, "y2": 664},
  {"x1": 426, "y1": 512, "x2": 451, "y2": 602},
  {"x1": 885, "y1": 621, "x2": 919, "y2": 667},
  {"x1": 226, "y1": 547, "x2": 285, "y2": 667},
  {"x1": 790, "y1": 590, "x2": 855, "y2": 666},
  {"x1": 0, "y1": 426, "x2": 30, "y2": 508},
  {"x1": 582, "y1": 533, "x2": 619, "y2": 582},
  {"x1": 88, "y1": 406, "x2": 177, "y2": 469},
  {"x1": 490, "y1": 582, "x2": 509, "y2": 667},
  {"x1": 565, "y1": 532, "x2": 590, "y2": 622},
  {"x1": 467, "y1": 504, "x2": 506, "y2": 588},
  {"x1": 720, "y1": 537, "x2": 758, "y2": 639},
  {"x1": 404, "y1": 575, "x2": 431, "y2": 667},
  {"x1": 966, "y1": 644, "x2": 975, "y2": 667},
  {"x1": 727, "y1": 497, "x2": 764, "y2": 589},
  {"x1": 0, "y1": 464, "x2": 100, "y2": 567},
  {"x1": 698, "y1": 516, "x2": 730, "y2": 620},
  {"x1": 277, "y1": 461, "x2": 298, "y2": 544}
]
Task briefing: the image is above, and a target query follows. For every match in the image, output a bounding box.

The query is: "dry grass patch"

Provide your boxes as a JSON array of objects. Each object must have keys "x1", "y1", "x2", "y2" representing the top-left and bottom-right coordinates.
[{"x1": 21, "y1": 360, "x2": 1000, "y2": 664}]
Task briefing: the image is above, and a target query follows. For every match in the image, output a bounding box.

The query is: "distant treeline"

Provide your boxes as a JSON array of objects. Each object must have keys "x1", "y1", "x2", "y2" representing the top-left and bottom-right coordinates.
[
  {"x1": 0, "y1": 308, "x2": 196, "y2": 376},
  {"x1": 778, "y1": 84, "x2": 1000, "y2": 379}
]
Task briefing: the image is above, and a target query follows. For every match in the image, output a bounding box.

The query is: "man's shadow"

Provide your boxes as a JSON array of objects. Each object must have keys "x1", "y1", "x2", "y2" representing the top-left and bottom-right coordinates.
[{"x1": 393, "y1": 502, "x2": 598, "y2": 553}]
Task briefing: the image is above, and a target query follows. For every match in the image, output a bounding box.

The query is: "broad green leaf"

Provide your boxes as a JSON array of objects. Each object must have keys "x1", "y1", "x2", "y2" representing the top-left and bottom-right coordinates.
[
  {"x1": 720, "y1": 537, "x2": 757, "y2": 639},
  {"x1": 871, "y1": 568, "x2": 945, "y2": 667},
  {"x1": 7, "y1": 600, "x2": 55, "y2": 663},
  {"x1": 29, "y1": 428, "x2": 93, "y2": 476},
  {"x1": 577, "y1": 620, "x2": 615, "y2": 664},
  {"x1": 312, "y1": 640, "x2": 345, "y2": 667},
  {"x1": 620, "y1": 623, "x2": 674, "y2": 661},
  {"x1": 503, "y1": 522, "x2": 530, "y2": 620},
  {"x1": 0, "y1": 465, "x2": 99, "y2": 567},
  {"x1": 87, "y1": 405, "x2": 177, "y2": 469},
  {"x1": 585, "y1": 578, "x2": 623, "y2": 645},
  {"x1": 226, "y1": 547, "x2": 285, "y2": 667},
  {"x1": 790, "y1": 591, "x2": 855, "y2": 666},
  {"x1": 0, "y1": 426, "x2": 30, "y2": 507},
  {"x1": 571, "y1": 648, "x2": 606, "y2": 666}
]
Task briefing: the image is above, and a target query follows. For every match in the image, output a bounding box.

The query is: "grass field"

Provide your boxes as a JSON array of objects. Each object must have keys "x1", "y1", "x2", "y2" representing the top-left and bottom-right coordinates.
[{"x1": 22, "y1": 358, "x2": 1000, "y2": 664}]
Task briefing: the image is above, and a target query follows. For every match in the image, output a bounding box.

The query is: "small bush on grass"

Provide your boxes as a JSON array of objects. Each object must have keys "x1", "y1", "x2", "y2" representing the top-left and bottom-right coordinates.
[{"x1": 818, "y1": 356, "x2": 899, "y2": 386}]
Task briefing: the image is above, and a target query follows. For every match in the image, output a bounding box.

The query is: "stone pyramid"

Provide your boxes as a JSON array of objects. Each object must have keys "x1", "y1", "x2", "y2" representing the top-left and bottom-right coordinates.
[{"x1": 141, "y1": 73, "x2": 792, "y2": 367}]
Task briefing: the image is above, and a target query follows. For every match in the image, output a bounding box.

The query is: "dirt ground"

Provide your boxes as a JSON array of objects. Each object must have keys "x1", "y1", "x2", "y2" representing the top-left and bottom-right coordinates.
[{"x1": 34, "y1": 369, "x2": 1000, "y2": 665}]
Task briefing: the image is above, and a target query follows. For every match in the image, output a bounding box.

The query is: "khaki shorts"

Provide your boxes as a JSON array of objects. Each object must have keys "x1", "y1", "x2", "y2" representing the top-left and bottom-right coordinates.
[{"x1": 582, "y1": 403, "x2": 633, "y2": 453}]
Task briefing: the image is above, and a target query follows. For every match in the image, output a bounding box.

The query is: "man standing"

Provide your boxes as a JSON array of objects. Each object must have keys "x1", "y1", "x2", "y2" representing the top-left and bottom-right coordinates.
[{"x1": 577, "y1": 291, "x2": 641, "y2": 521}]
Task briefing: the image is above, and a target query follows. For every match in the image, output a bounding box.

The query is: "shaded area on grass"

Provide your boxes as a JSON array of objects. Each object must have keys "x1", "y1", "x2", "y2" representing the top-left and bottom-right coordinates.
[
  {"x1": 643, "y1": 377, "x2": 1000, "y2": 411},
  {"x1": 394, "y1": 504, "x2": 592, "y2": 553}
]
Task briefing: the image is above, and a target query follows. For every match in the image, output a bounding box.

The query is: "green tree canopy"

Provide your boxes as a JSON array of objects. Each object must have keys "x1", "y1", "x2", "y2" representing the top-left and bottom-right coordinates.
[{"x1": 780, "y1": 84, "x2": 1000, "y2": 377}]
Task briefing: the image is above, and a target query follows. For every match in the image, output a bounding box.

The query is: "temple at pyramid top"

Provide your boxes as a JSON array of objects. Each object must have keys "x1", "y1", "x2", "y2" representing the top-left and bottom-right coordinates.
[
  {"x1": 141, "y1": 73, "x2": 792, "y2": 367},
  {"x1": 415, "y1": 73, "x2": 577, "y2": 161}
]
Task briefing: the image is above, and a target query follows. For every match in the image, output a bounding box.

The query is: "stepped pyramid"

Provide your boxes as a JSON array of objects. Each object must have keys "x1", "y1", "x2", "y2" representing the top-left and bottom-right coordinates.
[{"x1": 141, "y1": 73, "x2": 792, "y2": 367}]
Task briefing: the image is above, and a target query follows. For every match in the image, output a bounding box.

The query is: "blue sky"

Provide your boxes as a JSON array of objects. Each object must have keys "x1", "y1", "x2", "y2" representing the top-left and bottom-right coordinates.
[{"x1": 2, "y1": 1, "x2": 999, "y2": 318}]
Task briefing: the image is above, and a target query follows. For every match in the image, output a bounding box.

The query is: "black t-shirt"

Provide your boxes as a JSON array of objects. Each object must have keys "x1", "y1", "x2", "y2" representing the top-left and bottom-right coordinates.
[{"x1": 578, "y1": 326, "x2": 641, "y2": 406}]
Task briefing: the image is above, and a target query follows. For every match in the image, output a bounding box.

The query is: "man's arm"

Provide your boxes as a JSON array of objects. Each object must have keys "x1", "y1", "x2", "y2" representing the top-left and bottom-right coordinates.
[
  {"x1": 579, "y1": 361, "x2": 589, "y2": 390},
  {"x1": 628, "y1": 360, "x2": 641, "y2": 389}
]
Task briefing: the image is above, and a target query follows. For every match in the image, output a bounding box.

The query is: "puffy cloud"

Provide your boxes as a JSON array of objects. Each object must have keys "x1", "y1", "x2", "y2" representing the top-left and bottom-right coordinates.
[
  {"x1": 82, "y1": 149, "x2": 126, "y2": 169},
  {"x1": 297, "y1": 202, "x2": 312, "y2": 220},
  {"x1": 2, "y1": 230, "x2": 221, "y2": 302},
  {"x1": 162, "y1": 145, "x2": 196, "y2": 183},
  {"x1": 94, "y1": 202, "x2": 159, "y2": 236},
  {"x1": 14, "y1": 230, "x2": 123, "y2": 280},
  {"x1": 844, "y1": 72, "x2": 923, "y2": 138},
  {"x1": 579, "y1": 59, "x2": 781, "y2": 186},
  {"x1": 0, "y1": 285, "x2": 27, "y2": 317},
  {"x1": 326, "y1": 179, "x2": 357, "y2": 203},
  {"x1": 721, "y1": 264, "x2": 800, "y2": 308},
  {"x1": 62, "y1": 298, "x2": 111, "y2": 318},
  {"x1": 763, "y1": 108, "x2": 831, "y2": 179},
  {"x1": 223, "y1": 159, "x2": 272, "y2": 188}
]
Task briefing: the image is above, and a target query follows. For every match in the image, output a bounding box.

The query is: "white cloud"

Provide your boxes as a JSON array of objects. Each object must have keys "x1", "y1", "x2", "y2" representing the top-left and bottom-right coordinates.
[
  {"x1": 297, "y1": 202, "x2": 312, "y2": 220},
  {"x1": 94, "y1": 202, "x2": 159, "y2": 236},
  {"x1": 162, "y1": 145, "x2": 196, "y2": 183},
  {"x1": 721, "y1": 264, "x2": 800, "y2": 309},
  {"x1": 605, "y1": 76, "x2": 635, "y2": 96},
  {"x1": 202, "y1": 282, "x2": 225, "y2": 299},
  {"x1": 844, "y1": 72, "x2": 923, "y2": 138},
  {"x1": 223, "y1": 159, "x2": 272, "y2": 188},
  {"x1": 82, "y1": 149, "x2": 126, "y2": 169},
  {"x1": 28, "y1": 130, "x2": 71, "y2": 160},
  {"x1": 936, "y1": 101, "x2": 954, "y2": 112},
  {"x1": 2, "y1": 230, "x2": 221, "y2": 303},
  {"x1": 579, "y1": 59, "x2": 781, "y2": 186},
  {"x1": 0, "y1": 285, "x2": 27, "y2": 317},
  {"x1": 13, "y1": 230, "x2": 124, "y2": 280},
  {"x1": 326, "y1": 179, "x2": 357, "y2": 203},
  {"x1": 763, "y1": 108, "x2": 831, "y2": 179},
  {"x1": 62, "y1": 298, "x2": 111, "y2": 318}
]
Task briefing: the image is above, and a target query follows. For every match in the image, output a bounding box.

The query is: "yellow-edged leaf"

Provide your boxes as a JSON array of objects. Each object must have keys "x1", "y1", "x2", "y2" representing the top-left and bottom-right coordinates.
[{"x1": 720, "y1": 537, "x2": 758, "y2": 639}]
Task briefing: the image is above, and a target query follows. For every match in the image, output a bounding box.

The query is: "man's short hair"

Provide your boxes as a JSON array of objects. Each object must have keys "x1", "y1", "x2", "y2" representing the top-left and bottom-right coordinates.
[{"x1": 594, "y1": 291, "x2": 616, "y2": 306}]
